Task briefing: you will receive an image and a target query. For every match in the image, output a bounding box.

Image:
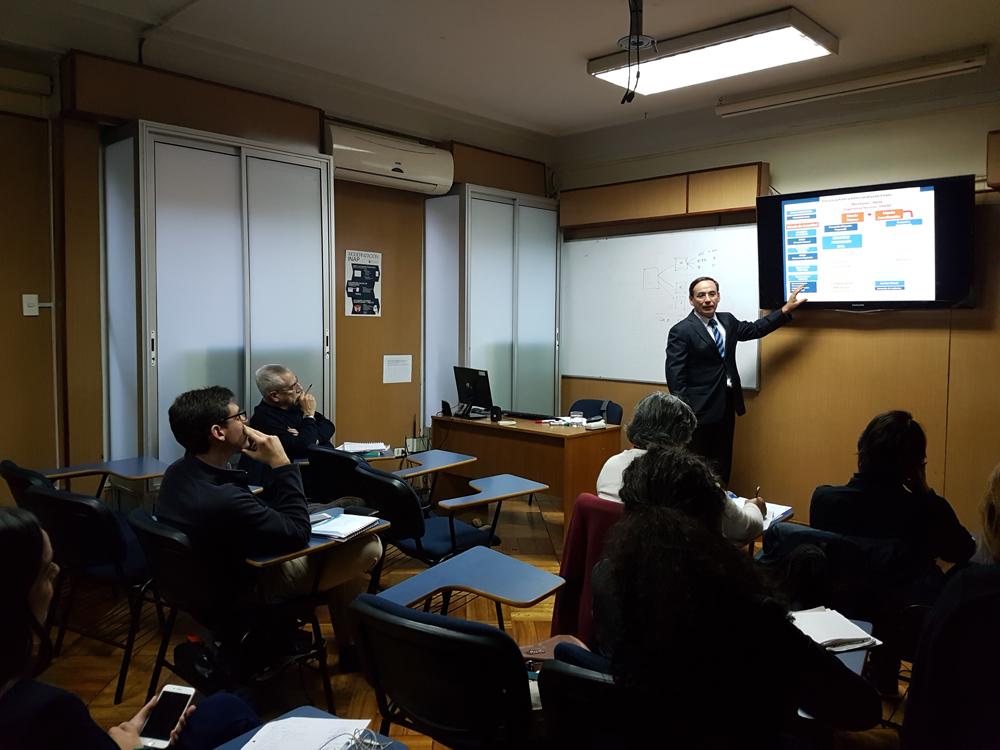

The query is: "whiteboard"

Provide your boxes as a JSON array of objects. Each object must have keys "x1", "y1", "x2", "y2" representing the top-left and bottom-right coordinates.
[{"x1": 560, "y1": 225, "x2": 761, "y2": 388}]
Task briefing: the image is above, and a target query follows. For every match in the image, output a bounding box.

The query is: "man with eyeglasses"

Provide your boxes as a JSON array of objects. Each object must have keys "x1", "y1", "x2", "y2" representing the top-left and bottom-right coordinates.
[
  {"x1": 245, "y1": 364, "x2": 335, "y2": 461},
  {"x1": 157, "y1": 386, "x2": 382, "y2": 671}
]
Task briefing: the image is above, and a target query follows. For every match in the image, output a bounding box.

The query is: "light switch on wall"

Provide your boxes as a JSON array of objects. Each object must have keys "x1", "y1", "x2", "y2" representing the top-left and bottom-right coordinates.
[{"x1": 22, "y1": 294, "x2": 39, "y2": 317}]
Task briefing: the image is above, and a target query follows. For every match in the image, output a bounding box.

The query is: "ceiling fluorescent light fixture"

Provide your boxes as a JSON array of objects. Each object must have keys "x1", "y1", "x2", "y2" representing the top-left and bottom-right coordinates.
[
  {"x1": 588, "y1": 7, "x2": 837, "y2": 96},
  {"x1": 716, "y1": 47, "x2": 988, "y2": 116}
]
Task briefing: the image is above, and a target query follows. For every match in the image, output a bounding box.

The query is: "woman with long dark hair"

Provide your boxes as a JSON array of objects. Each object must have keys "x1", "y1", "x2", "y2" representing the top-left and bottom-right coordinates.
[
  {"x1": 595, "y1": 449, "x2": 881, "y2": 747},
  {"x1": 0, "y1": 507, "x2": 258, "y2": 749}
]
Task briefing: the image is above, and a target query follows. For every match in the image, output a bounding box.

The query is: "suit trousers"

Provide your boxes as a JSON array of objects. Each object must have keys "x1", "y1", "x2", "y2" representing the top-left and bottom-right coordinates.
[{"x1": 689, "y1": 387, "x2": 736, "y2": 486}]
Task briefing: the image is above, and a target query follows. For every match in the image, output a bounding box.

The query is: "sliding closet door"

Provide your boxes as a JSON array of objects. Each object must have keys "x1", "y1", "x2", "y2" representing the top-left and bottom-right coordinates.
[
  {"x1": 245, "y1": 155, "x2": 329, "y2": 412},
  {"x1": 513, "y1": 205, "x2": 558, "y2": 414},
  {"x1": 149, "y1": 141, "x2": 245, "y2": 462},
  {"x1": 467, "y1": 197, "x2": 514, "y2": 410}
]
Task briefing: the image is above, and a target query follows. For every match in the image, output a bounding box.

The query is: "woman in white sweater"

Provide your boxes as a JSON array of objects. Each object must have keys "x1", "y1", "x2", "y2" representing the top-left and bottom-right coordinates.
[{"x1": 596, "y1": 391, "x2": 765, "y2": 543}]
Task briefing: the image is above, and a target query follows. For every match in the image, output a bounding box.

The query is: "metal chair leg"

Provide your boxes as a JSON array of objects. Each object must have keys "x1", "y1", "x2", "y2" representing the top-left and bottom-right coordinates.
[
  {"x1": 310, "y1": 611, "x2": 335, "y2": 713},
  {"x1": 114, "y1": 587, "x2": 143, "y2": 704},
  {"x1": 54, "y1": 575, "x2": 79, "y2": 656},
  {"x1": 495, "y1": 601, "x2": 504, "y2": 631},
  {"x1": 147, "y1": 608, "x2": 177, "y2": 701}
]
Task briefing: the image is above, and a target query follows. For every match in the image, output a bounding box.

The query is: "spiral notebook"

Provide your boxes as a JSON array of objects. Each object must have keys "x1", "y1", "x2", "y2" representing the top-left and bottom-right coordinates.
[{"x1": 310, "y1": 513, "x2": 380, "y2": 540}]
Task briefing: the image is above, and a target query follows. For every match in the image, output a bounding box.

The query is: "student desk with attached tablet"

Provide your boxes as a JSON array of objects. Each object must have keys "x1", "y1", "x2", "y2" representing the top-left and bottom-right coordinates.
[{"x1": 430, "y1": 416, "x2": 620, "y2": 521}]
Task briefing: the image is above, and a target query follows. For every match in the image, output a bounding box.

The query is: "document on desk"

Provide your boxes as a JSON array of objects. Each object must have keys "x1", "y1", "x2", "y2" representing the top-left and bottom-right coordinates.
[
  {"x1": 241, "y1": 716, "x2": 369, "y2": 749},
  {"x1": 338, "y1": 441, "x2": 389, "y2": 453},
  {"x1": 730, "y1": 495, "x2": 793, "y2": 530},
  {"x1": 311, "y1": 513, "x2": 380, "y2": 540},
  {"x1": 790, "y1": 607, "x2": 882, "y2": 652}
]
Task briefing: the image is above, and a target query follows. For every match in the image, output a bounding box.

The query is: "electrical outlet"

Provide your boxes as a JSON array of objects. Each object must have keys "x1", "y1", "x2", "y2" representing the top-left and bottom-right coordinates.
[{"x1": 22, "y1": 294, "x2": 39, "y2": 316}]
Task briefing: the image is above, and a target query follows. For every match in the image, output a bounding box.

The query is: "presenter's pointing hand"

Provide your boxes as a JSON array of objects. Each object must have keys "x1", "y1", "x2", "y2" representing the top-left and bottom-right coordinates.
[
  {"x1": 781, "y1": 284, "x2": 808, "y2": 314},
  {"x1": 242, "y1": 425, "x2": 291, "y2": 468}
]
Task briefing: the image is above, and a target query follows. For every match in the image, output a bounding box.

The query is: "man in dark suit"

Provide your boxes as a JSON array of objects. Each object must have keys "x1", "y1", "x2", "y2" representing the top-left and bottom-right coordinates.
[{"x1": 665, "y1": 277, "x2": 806, "y2": 485}]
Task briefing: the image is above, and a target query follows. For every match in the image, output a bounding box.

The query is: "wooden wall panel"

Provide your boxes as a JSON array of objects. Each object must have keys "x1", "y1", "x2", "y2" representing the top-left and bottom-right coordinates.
[
  {"x1": 451, "y1": 142, "x2": 546, "y2": 196},
  {"x1": 687, "y1": 163, "x2": 767, "y2": 213},
  {"x1": 64, "y1": 52, "x2": 321, "y2": 152},
  {"x1": 943, "y1": 196, "x2": 1000, "y2": 528},
  {"x1": 0, "y1": 114, "x2": 56, "y2": 503},
  {"x1": 733, "y1": 313, "x2": 951, "y2": 522},
  {"x1": 334, "y1": 181, "x2": 424, "y2": 448},
  {"x1": 559, "y1": 175, "x2": 687, "y2": 228},
  {"x1": 59, "y1": 120, "x2": 105, "y2": 472}
]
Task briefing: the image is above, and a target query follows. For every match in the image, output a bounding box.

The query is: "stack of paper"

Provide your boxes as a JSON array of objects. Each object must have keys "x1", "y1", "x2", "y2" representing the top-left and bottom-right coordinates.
[
  {"x1": 790, "y1": 607, "x2": 882, "y2": 652},
  {"x1": 241, "y1": 717, "x2": 370, "y2": 749},
  {"x1": 311, "y1": 514, "x2": 380, "y2": 540},
  {"x1": 337, "y1": 441, "x2": 388, "y2": 453}
]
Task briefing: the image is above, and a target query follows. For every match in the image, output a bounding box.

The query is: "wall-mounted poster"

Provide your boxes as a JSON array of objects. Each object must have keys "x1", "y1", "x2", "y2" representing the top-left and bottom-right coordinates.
[{"x1": 345, "y1": 249, "x2": 382, "y2": 317}]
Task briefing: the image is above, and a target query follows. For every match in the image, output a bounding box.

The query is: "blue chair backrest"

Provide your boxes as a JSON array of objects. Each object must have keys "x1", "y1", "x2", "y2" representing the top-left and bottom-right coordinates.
[
  {"x1": 22, "y1": 484, "x2": 126, "y2": 571},
  {"x1": 1, "y1": 459, "x2": 55, "y2": 507},
  {"x1": 568, "y1": 399, "x2": 624, "y2": 425},
  {"x1": 350, "y1": 592, "x2": 532, "y2": 748}
]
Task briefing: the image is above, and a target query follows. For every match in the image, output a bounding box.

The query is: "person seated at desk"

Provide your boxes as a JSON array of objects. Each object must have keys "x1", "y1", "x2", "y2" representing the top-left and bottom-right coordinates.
[
  {"x1": 246, "y1": 364, "x2": 335, "y2": 460},
  {"x1": 590, "y1": 451, "x2": 881, "y2": 747},
  {"x1": 809, "y1": 409, "x2": 974, "y2": 695},
  {"x1": 157, "y1": 386, "x2": 382, "y2": 668},
  {"x1": 810, "y1": 410, "x2": 974, "y2": 568},
  {"x1": 596, "y1": 391, "x2": 765, "y2": 543},
  {"x1": 902, "y1": 461, "x2": 1000, "y2": 750},
  {"x1": 0, "y1": 507, "x2": 259, "y2": 750}
]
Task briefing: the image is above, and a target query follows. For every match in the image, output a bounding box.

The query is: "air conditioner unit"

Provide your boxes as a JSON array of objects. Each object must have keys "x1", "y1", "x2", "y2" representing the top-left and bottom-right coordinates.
[{"x1": 326, "y1": 124, "x2": 454, "y2": 195}]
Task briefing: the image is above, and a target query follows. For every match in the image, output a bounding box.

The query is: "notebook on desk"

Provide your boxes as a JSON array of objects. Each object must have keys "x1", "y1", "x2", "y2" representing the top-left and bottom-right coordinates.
[
  {"x1": 337, "y1": 441, "x2": 388, "y2": 453},
  {"x1": 310, "y1": 513, "x2": 380, "y2": 541},
  {"x1": 790, "y1": 607, "x2": 882, "y2": 652}
]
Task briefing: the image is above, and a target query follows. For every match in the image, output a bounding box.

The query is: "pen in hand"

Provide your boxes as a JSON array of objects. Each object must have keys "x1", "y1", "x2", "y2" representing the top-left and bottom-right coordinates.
[{"x1": 753, "y1": 485, "x2": 767, "y2": 517}]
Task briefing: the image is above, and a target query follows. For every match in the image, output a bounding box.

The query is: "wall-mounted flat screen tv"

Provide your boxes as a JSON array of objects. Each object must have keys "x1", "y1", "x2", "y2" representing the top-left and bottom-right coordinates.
[{"x1": 757, "y1": 174, "x2": 974, "y2": 310}]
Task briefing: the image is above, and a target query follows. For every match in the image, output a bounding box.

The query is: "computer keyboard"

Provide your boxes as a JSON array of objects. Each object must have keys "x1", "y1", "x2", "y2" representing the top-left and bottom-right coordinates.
[{"x1": 504, "y1": 411, "x2": 556, "y2": 420}]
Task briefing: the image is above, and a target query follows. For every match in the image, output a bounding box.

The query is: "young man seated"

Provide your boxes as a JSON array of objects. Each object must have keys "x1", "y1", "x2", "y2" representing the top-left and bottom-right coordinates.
[{"x1": 157, "y1": 386, "x2": 381, "y2": 668}]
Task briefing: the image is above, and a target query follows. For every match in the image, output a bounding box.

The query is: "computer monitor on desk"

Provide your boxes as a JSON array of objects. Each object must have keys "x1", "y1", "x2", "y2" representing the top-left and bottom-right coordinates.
[{"x1": 453, "y1": 366, "x2": 493, "y2": 419}]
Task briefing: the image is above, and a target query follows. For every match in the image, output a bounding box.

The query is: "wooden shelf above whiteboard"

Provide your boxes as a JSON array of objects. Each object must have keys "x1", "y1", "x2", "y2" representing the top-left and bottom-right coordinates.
[{"x1": 559, "y1": 162, "x2": 769, "y2": 229}]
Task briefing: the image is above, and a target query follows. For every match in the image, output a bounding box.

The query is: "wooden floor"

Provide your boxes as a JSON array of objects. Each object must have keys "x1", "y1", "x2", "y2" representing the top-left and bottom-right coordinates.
[
  {"x1": 41, "y1": 493, "x2": 904, "y2": 749},
  {"x1": 42, "y1": 494, "x2": 567, "y2": 749}
]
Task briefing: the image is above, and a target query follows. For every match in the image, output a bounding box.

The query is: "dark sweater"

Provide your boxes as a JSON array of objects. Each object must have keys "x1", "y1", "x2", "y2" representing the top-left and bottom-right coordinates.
[
  {"x1": 0, "y1": 680, "x2": 116, "y2": 750},
  {"x1": 902, "y1": 563, "x2": 1000, "y2": 750},
  {"x1": 247, "y1": 400, "x2": 335, "y2": 460},
  {"x1": 157, "y1": 452, "x2": 310, "y2": 579},
  {"x1": 590, "y1": 560, "x2": 881, "y2": 744},
  {"x1": 810, "y1": 473, "x2": 975, "y2": 565}
]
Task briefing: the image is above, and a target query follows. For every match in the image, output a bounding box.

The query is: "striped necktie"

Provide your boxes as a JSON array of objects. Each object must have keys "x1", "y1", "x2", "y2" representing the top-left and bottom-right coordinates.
[{"x1": 708, "y1": 318, "x2": 725, "y2": 359}]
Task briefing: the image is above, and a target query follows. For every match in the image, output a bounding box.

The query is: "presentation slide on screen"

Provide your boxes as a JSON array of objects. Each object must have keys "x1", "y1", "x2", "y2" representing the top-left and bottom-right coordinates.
[{"x1": 781, "y1": 186, "x2": 936, "y2": 302}]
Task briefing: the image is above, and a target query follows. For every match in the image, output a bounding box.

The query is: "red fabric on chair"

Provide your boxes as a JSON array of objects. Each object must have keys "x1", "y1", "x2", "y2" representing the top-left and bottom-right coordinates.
[{"x1": 550, "y1": 493, "x2": 624, "y2": 647}]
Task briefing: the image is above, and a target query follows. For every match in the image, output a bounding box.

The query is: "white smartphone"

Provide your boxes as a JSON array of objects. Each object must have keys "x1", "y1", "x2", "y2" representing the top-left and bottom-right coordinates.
[{"x1": 139, "y1": 684, "x2": 196, "y2": 749}]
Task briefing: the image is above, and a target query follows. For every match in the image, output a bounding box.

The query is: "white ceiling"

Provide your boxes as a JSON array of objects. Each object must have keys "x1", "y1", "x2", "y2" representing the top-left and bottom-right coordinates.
[{"x1": 3, "y1": 0, "x2": 1000, "y2": 140}]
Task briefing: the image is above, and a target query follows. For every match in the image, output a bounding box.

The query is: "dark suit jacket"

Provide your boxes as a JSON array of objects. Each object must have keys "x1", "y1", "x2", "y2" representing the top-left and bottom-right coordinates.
[{"x1": 665, "y1": 308, "x2": 789, "y2": 424}]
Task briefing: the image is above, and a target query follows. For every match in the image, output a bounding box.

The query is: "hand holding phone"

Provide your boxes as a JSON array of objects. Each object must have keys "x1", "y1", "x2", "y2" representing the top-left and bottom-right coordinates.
[{"x1": 138, "y1": 684, "x2": 196, "y2": 749}]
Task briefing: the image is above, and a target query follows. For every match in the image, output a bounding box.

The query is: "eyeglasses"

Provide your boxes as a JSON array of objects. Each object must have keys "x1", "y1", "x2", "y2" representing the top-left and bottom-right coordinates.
[
  {"x1": 219, "y1": 410, "x2": 247, "y2": 424},
  {"x1": 278, "y1": 379, "x2": 302, "y2": 394}
]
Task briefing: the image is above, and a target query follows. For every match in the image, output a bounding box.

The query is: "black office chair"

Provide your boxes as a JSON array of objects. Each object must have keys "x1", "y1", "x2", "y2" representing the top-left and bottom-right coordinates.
[
  {"x1": 0, "y1": 458, "x2": 55, "y2": 506},
  {"x1": 538, "y1": 659, "x2": 624, "y2": 749},
  {"x1": 127, "y1": 509, "x2": 336, "y2": 710},
  {"x1": 20, "y1": 484, "x2": 153, "y2": 704},
  {"x1": 307, "y1": 446, "x2": 498, "y2": 590},
  {"x1": 567, "y1": 398, "x2": 624, "y2": 425},
  {"x1": 350, "y1": 592, "x2": 535, "y2": 749}
]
